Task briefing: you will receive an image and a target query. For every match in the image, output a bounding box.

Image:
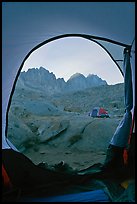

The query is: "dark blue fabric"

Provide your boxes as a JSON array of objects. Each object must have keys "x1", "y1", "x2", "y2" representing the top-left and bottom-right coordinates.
[
  {"x1": 110, "y1": 47, "x2": 133, "y2": 148},
  {"x1": 91, "y1": 109, "x2": 98, "y2": 117},
  {"x1": 22, "y1": 189, "x2": 110, "y2": 202},
  {"x1": 110, "y1": 111, "x2": 132, "y2": 147},
  {"x1": 123, "y1": 47, "x2": 133, "y2": 112}
]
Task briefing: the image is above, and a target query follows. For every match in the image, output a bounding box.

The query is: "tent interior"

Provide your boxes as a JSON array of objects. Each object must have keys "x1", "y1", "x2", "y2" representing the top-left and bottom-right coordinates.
[{"x1": 2, "y1": 2, "x2": 135, "y2": 202}]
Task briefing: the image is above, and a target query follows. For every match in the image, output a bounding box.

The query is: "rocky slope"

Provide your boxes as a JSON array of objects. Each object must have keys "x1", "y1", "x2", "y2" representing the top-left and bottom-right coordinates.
[{"x1": 7, "y1": 68, "x2": 125, "y2": 169}]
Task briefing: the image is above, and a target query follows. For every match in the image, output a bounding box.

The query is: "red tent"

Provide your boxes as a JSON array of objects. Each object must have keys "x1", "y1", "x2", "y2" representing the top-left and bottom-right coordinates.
[
  {"x1": 99, "y1": 108, "x2": 108, "y2": 116},
  {"x1": 89, "y1": 107, "x2": 109, "y2": 118}
]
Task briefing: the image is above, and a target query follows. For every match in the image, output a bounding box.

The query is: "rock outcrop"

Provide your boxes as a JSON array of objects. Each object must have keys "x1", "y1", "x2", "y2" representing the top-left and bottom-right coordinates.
[{"x1": 16, "y1": 67, "x2": 107, "y2": 94}]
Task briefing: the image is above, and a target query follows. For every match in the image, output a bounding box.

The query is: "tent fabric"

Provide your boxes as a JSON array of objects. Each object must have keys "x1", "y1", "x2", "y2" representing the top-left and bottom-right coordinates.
[
  {"x1": 2, "y1": 164, "x2": 12, "y2": 188},
  {"x1": 110, "y1": 47, "x2": 133, "y2": 148},
  {"x1": 123, "y1": 48, "x2": 133, "y2": 112},
  {"x1": 84, "y1": 37, "x2": 126, "y2": 75},
  {"x1": 91, "y1": 109, "x2": 98, "y2": 117},
  {"x1": 2, "y1": 149, "x2": 135, "y2": 202},
  {"x1": 99, "y1": 108, "x2": 108, "y2": 115},
  {"x1": 2, "y1": 149, "x2": 81, "y2": 190},
  {"x1": 22, "y1": 189, "x2": 110, "y2": 202},
  {"x1": 2, "y1": 2, "x2": 135, "y2": 202},
  {"x1": 90, "y1": 107, "x2": 108, "y2": 117},
  {"x1": 130, "y1": 40, "x2": 135, "y2": 116},
  {"x1": 110, "y1": 111, "x2": 132, "y2": 147},
  {"x1": 2, "y1": 2, "x2": 135, "y2": 149}
]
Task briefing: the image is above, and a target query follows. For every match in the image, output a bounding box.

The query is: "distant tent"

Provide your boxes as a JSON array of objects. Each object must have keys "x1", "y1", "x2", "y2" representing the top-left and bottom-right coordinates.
[{"x1": 89, "y1": 107, "x2": 109, "y2": 118}]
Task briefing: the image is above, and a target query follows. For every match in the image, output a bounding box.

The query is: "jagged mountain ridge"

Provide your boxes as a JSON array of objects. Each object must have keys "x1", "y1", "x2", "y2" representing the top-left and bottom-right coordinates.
[{"x1": 17, "y1": 67, "x2": 107, "y2": 94}]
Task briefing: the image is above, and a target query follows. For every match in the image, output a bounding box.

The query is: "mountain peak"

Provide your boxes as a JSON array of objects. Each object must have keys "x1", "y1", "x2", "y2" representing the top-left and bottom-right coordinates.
[
  {"x1": 19, "y1": 67, "x2": 107, "y2": 94},
  {"x1": 68, "y1": 73, "x2": 85, "y2": 80}
]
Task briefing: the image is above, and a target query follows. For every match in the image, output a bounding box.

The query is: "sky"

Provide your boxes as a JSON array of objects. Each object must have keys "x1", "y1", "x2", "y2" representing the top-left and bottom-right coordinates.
[{"x1": 22, "y1": 37, "x2": 124, "y2": 85}]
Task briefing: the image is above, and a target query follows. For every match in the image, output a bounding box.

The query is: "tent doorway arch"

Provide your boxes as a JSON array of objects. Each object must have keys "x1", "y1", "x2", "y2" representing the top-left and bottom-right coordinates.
[
  {"x1": 6, "y1": 33, "x2": 126, "y2": 169},
  {"x1": 6, "y1": 33, "x2": 128, "y2": 146}
]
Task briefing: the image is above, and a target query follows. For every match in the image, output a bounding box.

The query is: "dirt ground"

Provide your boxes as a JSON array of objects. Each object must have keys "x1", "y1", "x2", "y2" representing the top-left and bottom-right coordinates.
[{"x1": 23, "y1": 144, "x2": 106, "y2": 171}]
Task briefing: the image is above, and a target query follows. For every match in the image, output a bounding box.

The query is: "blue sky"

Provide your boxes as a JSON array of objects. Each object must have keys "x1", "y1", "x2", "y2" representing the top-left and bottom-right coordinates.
[{"x1": 22, "y1": 37, "x2": 124, "y2": 85}]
